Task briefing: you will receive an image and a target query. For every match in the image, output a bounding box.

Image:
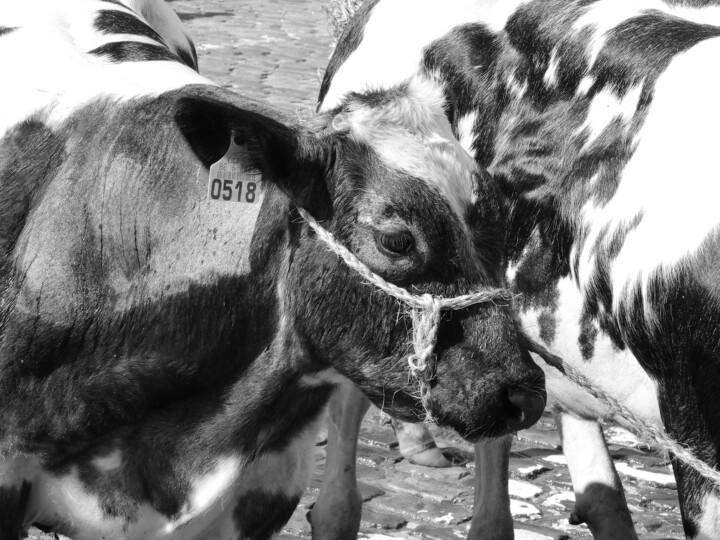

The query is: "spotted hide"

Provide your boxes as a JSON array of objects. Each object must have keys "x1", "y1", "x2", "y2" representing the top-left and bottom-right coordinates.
[
  {"x1": 0, "y1": 1, "x2": 545, "y2": 538},
  {"x1": 317, "y1": 0, "x2": 720, "y2": 538}
]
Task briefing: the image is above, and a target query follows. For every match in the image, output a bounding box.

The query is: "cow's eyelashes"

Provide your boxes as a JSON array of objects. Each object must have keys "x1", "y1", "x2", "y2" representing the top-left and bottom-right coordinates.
[{"x1": 376, "y1": 230, "x2": 415, "y2": 256}]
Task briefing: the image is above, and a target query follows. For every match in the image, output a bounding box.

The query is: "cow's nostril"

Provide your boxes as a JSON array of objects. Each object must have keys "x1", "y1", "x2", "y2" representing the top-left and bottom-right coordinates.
[{"x1": 502, "y1": 389, "x2": 545, "y2": 431}]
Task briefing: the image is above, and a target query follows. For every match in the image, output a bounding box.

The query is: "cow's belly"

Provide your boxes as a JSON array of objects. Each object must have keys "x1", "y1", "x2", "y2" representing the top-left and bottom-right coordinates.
[
  {"x1": 30, "y1": 470, "x2": 241, "y2": 540},
  {"x1": 15, "y1": 416, "x2": 322, "y2": 540},
  {"x1": 520, "y1": 276, "x2": 661, "y2": 426}
]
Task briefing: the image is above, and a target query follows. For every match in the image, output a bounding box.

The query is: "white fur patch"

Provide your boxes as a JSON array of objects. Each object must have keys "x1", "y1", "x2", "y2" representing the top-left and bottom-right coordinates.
[
  {"x1": 319, "y1": 0, "x2": 529, "y2": 111},
  {"x1": 343, "y1": 76, "x2": 478, "y2": 220},
  {"x1": 300, "y1": 368, "x2": 352, "y2": 387},
  {"x1": 543, "y1": 50, "x2": 560, "y2": 89},
  {"x1": 456, "y1": 111, "x2": 479, "y2": 158},
  {"x1": 517, "y1": 271, "x2": 660, "y2": 424},
  {"x1": 696, "y1": 494, "x2": 720, "y2": 539},
  {"x1": 93, "y1": 450, "x2": 123, "y2": 472},
  {"x1": 163, "y1": 455, "x2": 243, "y2": 534},
  {"x1": 0, "y1": 0, "x2": 210, "y2": 138},
  {"x1": 575, "y1": 83, "x2": 643, "y2": 150},
  {"x1": 576, "y1": 38, "x2": 720, "y2": 323}
]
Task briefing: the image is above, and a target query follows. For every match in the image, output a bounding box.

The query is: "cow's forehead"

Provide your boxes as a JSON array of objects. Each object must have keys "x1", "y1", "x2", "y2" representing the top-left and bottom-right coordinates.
[{"x1": 340, "y1": 77, "x2": 478, "y2": 220}]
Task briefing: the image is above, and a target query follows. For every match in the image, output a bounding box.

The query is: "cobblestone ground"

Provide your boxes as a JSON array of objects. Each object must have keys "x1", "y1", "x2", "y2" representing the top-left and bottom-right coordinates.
[{"x1": 29, "y1": 1, "x2": 684, "y2": 539}]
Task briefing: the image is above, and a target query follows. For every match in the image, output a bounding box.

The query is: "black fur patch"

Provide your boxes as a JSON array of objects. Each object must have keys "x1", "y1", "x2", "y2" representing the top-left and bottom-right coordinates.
[
  {"x1": 317, "y1": 0, "x2": 381, "y2": 109},
  {"x1": 95, "y1": 9, "x2": 167, "y2": 46},
  {"x1": 590, "y1": 10, "x2": 720, "y2": 95},
  {"x1": 177, "y1": 41, "x2": 198, "y2": 71},
  {"x1": 0, "y1": 26, "x2": 17, "y2": 37},
  {"x1": 0, "y1": 481, "x2": 31, "y2": 538},
  {"x1": 234, "y1": 490, "x2": 301, "y2": 540},
  {"x1": 90, "y1": 41, "x2": 179, "y2": 63},
  {"x1": 422, "y1": 23, "x2": 503, "y2": 167},
  {"x1": 578, "y1": 308, "x2": 599, "y2": 360}
]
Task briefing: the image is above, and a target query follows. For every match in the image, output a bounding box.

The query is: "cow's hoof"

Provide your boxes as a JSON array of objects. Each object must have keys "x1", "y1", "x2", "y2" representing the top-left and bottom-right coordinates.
[
  {"x1": 569, "y1": 509, "x2": 585, "y2": 525},
  {"x1": 405, "y1": 444, "x2": 452, "y2": 467}
]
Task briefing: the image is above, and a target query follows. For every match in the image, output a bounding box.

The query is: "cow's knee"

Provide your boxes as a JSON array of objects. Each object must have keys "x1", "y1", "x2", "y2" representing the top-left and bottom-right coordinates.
[
  {"x1": 311, "y1": 383, "x2": 368, "y2": 540},
  {"x1": 557, "y1": 413, "x2": 637, "y2": 539}
]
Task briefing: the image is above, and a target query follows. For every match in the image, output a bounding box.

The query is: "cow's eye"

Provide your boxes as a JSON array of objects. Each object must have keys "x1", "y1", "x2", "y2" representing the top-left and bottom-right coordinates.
[{"x1": 376, "y1": 230, "x2": 415, "y2": 256}]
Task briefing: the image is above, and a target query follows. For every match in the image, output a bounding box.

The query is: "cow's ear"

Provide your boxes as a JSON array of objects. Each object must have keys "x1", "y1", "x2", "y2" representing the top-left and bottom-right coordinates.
[{"x1": 174, "y1": 93, "x2": 333, "y2": 220}]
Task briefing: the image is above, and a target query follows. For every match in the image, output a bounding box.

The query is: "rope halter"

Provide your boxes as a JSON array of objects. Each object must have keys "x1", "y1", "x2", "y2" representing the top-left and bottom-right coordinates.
[{"x1": 296, "y1": 207, "x2": 512, "y2": 406}]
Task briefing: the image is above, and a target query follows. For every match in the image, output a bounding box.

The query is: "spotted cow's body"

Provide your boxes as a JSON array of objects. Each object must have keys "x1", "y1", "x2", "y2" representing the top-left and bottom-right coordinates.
[
  {"x1": 317, "y1": 0, "x2": 720, "y2": 537},
  {"x1": 0, "y1": 1, "x2": 547, "y2": 538}
]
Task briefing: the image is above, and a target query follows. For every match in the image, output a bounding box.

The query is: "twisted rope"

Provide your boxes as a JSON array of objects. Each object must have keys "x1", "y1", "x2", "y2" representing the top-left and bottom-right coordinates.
[
  {"x1": 526, "y1": 339, "x2": 720, "y2": 487},
  {"x1": 296, "y1": 208, "x2": 510, "y2": 405},
  {"x1": 297, "y1": 209, "x2": 720, "y2": 486}
]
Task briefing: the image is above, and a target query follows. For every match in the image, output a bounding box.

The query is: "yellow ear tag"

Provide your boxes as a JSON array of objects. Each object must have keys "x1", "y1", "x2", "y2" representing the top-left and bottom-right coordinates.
[{"x1": 207, "y1": 137, "x2": 262, "y2": 203}]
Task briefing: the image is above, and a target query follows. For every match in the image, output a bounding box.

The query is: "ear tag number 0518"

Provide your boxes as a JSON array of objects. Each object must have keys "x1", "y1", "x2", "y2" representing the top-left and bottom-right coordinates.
[{"x1": 207, "y1": 137, "x2": 262, "y2": 203}]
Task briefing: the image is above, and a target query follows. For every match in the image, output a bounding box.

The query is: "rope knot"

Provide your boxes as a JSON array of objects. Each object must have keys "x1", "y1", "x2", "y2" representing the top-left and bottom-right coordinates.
[
  {"x1": 408, "y1": 294, "x2": 443, "y2": 379},
  {"x1": 297, "y1": 207, "x2": 512, "y2": 420}
]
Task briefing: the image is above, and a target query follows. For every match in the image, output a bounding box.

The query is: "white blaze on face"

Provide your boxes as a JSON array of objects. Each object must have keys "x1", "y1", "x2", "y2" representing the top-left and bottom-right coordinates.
[
  {"x1": 0, "y1": 0, "x2": 211, "y2": 137},
  {"x1": 342, "y1": 76, "x2": 478, "y2": 221},
  {"x1": 576, "y1": 37, "x2": 720, "y2": 323},
  {"x1": 320, "y1": 0, "x2": 530, "y2": 111}
]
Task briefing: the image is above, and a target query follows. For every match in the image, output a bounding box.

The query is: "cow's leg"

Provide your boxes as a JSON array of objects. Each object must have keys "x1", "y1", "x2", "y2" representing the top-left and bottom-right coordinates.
[
  {"x1": 310, "y1": 381, "x2": 370, "y2": 540},
  {"x1": 0, "y1": 455, "x2": 35, "y2": 540},
  {"x1": 556, "y1": 413, "x2": 638, "y2": 539},
  {"x1": 390, "y1": 419, "x2": 452, "y2": 467},
  {"x1": 467, "y1": 435, "x2": 514, "y2": 540}
]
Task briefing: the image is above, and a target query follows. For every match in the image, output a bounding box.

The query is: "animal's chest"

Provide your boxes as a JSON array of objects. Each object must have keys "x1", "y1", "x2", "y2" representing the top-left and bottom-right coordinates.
[{"x1": 512, "y1": 260, "x2": 660, "y2": 423}]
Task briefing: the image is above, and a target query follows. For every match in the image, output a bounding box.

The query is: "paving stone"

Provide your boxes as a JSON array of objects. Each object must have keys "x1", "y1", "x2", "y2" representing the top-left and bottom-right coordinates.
[
  {"x1": 513, "y1": 461, "x2": 554, "y2": 480},
  {"x1": 404, "y1": 522, "x2": 467, "y2": 540},
  {"x1": 511, "y1": 499, "x2": 543, "y2": 518},
  {"x1": 395, "y1": 460, "x2": 471, "y2": 482},
  {"x1": 375, "y1": 477, "x2": 466, "y2": 504},
  {"x1": 518, "y1": 421, "x2": 562, "y2": 450},
  {"x1": 615, "y1": 462, "x2": 677, "y2": 488},
  {"x1": 509, "y1": 478, "x2": 544, "y2": 499},
  {"x1": 369, "y1": 496, "x2": 473, "y2": 525},
  {"x1": 361, "y1": 506, "x2": 409, "y2": 531}
]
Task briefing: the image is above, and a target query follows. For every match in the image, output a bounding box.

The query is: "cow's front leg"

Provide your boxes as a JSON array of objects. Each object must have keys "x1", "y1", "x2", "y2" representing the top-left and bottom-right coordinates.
[
  {"x1": 311, "y1": 381, "x2": 370, "y2": 540},
  {"x1": 390, "y1": 419, "x2": 454, "y2": 467},
  {"x1": 0, "y1": 455, "x2": 35, "y2": 540},
  {"x1": 467, "y1": 435, "x2": 514, "y2": 540},
  {"x1": 557, "y1": 413, "x2": 637, "y2": 539}
]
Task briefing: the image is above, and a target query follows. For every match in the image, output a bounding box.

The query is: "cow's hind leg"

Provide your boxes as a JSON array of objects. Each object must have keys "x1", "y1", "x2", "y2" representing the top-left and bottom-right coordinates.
[
  {"x1": 390, "y1": 419, "x2": 454, "y2": 467},
  {"x1": 310, "y1": 382, "x2": 370, "y2": 540},
  {"x1": 557, "y1": 413, "x2": 637, "y2": 539},
  {"x1": 466, "y1": 435, "x2": 514, "y2": 540}
]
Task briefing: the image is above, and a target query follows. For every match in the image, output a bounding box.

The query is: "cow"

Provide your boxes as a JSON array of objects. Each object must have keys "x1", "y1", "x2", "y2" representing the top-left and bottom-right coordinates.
[
  {"x1": 0, "y1": 1, "x2": 547, "y2": 538},
  {"x1": 312, "y1": 0, "x2": 720, "y2": 538}
]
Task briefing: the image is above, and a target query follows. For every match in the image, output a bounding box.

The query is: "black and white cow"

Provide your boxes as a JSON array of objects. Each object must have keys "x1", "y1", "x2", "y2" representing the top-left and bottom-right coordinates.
[
  {"x1": 314, "y1": 0, "x2": 720, "y2": 538},
  {"x1": 0, "y1": 1, "x2": 547, "y2": 538}
]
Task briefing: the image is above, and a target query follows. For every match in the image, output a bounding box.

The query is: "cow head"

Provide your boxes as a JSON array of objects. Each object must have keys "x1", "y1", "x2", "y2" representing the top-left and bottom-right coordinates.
[{"x1": 176, "y1": 83, "x2": 545, "y2": 440}]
